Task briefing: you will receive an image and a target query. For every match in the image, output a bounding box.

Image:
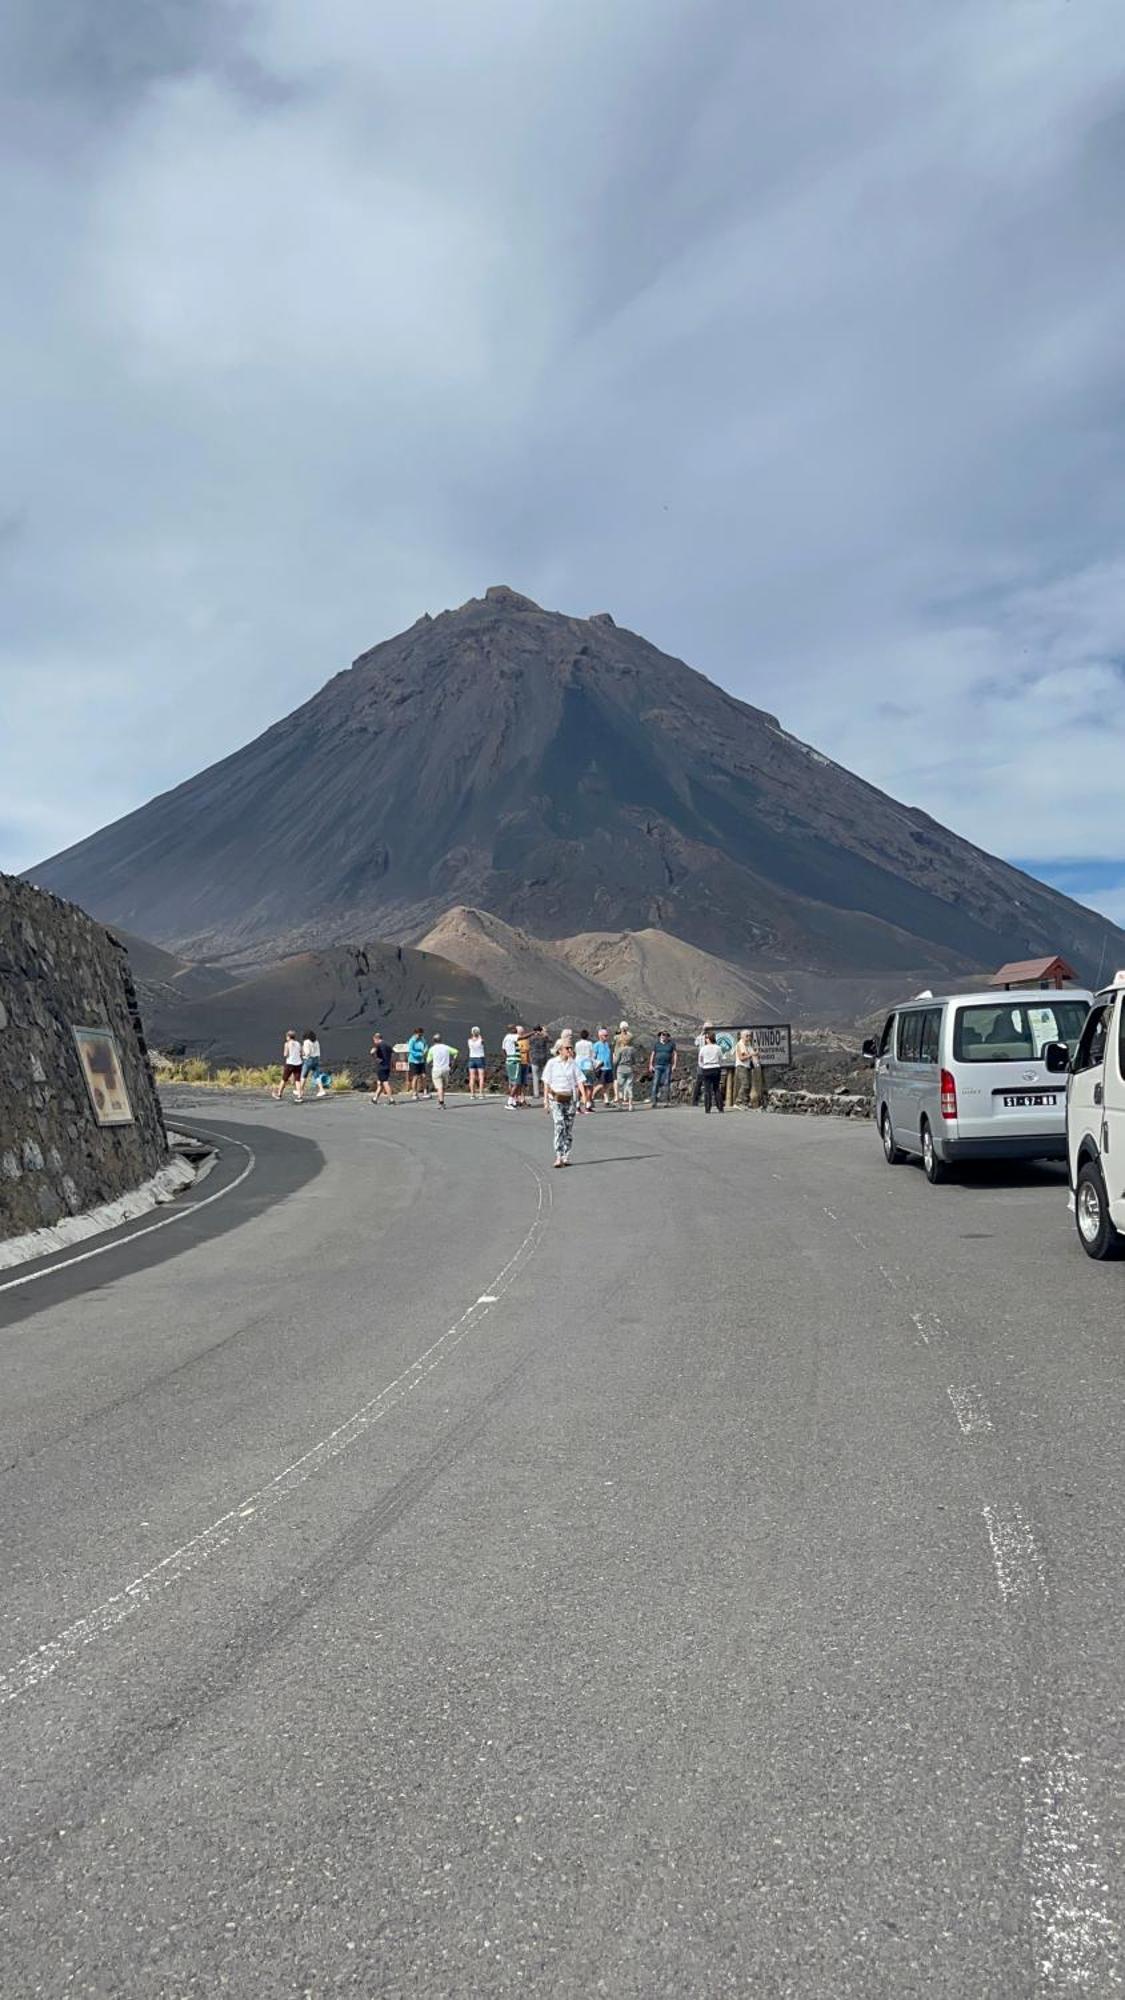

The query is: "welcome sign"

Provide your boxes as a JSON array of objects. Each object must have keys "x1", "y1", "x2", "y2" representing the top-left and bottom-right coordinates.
[{"x1": 711, "y1": 1023, "x2": 793, "y2": 1069}]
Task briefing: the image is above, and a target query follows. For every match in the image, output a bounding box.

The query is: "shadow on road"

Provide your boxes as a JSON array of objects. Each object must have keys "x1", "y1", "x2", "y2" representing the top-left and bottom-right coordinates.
[
  {"x1": 566, "y1": 1154, "x2": 664, "y2": 1167},
  {"x1": 900, "y1": 1159, "x2": 1068, "y2": 1194},
  {"x1": 0, "y1": 1119, "x2": 324, "y2": 1327}
]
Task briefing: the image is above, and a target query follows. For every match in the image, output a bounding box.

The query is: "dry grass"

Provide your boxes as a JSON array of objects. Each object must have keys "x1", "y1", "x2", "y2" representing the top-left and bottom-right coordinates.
[
  {"x1": 158, "y1": 1058, "x2": 357, "y2": 1093},
  {"x1": 159, "y1": 1057, "x2": 219, "y2": 1083}
]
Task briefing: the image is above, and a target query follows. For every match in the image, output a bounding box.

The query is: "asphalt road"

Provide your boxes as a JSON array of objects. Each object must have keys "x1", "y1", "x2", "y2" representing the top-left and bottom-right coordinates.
[{"x1": 0, "y1": 1091, "x2": 1121, "y2": 1998}]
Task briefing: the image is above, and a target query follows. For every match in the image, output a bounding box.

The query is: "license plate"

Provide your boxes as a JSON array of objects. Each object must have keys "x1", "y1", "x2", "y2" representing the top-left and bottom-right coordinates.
[{"x1": 1001, "y1": 1092, "x2": 1058, "y2": 1109}]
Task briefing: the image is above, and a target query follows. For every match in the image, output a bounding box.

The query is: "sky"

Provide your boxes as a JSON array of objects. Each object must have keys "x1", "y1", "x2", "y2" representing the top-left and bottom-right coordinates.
[{"x1": 3, "y1": 0, "x2": 1125, "y2": 927}]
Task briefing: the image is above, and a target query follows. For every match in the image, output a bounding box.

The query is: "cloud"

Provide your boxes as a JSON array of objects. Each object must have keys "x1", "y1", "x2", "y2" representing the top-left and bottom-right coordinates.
[{"x1": 3, "y1": 0, "x2": 1125, "y2": 903}]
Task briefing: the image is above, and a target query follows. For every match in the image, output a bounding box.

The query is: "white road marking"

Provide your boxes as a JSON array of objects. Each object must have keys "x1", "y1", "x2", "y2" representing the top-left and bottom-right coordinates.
[
  {"x1": 910, "y1": 1307, "x2": 946, "y2": 1347},
  {"x1": 947, "y1": 1384, "x2": 994, "y2": 1435},
  {"x1": 0, "y1": 1165, "x2": 549, "y2": 1706},
  {"x1": 982, "y1": 1503, "x2": 1049, "y2": 1606},
  {"x1": 1021, "y1": 1746, "x2": 1122, "y2": 1991},
  {"x1": 0, "y1": 1129, "x2": 256, "y2": 1295}
]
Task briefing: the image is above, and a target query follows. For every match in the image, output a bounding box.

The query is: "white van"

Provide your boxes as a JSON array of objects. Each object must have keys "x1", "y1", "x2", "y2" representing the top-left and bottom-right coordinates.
[
  {"x1": 863, "y1": 986, "x2": 1091, "y2": 1183},
  {"x1": 1044, "y1": 970, "x2": 1125, "y2": 1259}
]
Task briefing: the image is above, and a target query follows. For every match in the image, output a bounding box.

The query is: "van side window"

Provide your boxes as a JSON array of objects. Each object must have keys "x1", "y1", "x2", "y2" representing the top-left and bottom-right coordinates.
[
  {"x1": 897, "y1": 1011, "x2": 923, "y2": 1062},
  {"x1": 879, "y1": 1014, "x2": 895, "y2": 1058},
  {"x1": 1119, "y1": 998, "x2": 1125, "y2": 1083},
  {"x1": 953, "y1": 999, "x2": 1089, "y2": 1062},
  {"x1": 919, "y1": 1008, "x2": 941, "y2": 1064},
  {"x1": 1073, "y1": 1003, "x2": 1110, "y2": 1074}
]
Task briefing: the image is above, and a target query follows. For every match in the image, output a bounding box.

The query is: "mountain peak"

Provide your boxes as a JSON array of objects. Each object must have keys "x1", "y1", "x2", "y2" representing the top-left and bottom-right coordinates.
[
  {"x1": 28, "y1": 593, "x2": 1125, "y2": 993},
  {"x1": 481, "y1": 585, "x2": 542, "y2": 612}
]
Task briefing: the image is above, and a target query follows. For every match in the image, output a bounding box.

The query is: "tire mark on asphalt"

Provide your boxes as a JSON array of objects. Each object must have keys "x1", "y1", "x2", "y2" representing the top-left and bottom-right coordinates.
[
  {"x1": 0, "y1": 1163, "x2": 551, "y2": 1708},
  {"x1": 0, "y1": 1356, "x2": 536, "y2": 1873}
]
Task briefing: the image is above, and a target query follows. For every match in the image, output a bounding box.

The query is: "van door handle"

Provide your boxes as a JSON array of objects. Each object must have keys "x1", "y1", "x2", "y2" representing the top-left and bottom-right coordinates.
[{"x1": 1094, "y1": 1082, "x2": 1103, "y2": 1107}]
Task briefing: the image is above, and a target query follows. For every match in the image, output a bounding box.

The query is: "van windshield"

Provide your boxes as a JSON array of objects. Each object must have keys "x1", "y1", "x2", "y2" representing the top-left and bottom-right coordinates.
[{"x1": 953, "y1": 1000, "x2": 1088, "y2": 1063}]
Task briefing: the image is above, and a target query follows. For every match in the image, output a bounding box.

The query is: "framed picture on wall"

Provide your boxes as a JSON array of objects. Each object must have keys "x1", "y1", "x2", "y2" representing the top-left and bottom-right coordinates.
[{"x1": 72, "y1": 1025, "x2": 135, "y2": 1127}]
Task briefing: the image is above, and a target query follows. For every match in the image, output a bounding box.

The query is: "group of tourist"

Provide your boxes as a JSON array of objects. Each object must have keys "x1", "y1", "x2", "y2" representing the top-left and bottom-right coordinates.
[
  {"x1": 273, "y1": 1020, "x2": 765, "y2": 1165},
  {"x1": 359, "y1": 1022, "x2": 686, "y2": 1114},
  {"x1": 499, "y1": 1023, "x2": 652, "y2": 1112}
]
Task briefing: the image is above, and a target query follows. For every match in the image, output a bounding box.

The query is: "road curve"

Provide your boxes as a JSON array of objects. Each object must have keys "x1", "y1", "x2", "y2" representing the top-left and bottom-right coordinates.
[{"x1": 0, "y1": 1090, "x2": 1121, "y2": 1998}]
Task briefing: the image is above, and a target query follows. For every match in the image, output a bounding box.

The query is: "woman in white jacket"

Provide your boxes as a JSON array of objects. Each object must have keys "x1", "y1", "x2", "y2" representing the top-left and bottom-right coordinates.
[{"x1": 541, "y1": 1038, "x2": 581, "y2": 1167}]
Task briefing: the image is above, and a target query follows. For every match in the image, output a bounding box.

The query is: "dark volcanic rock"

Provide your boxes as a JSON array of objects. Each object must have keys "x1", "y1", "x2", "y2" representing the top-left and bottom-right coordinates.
[{"x1": 27, "y1": 589, "x2": 1125, "y2": 989}]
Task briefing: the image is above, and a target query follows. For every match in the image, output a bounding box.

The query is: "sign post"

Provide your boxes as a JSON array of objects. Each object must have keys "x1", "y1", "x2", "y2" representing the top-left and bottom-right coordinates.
[{"x1": 712, "y1": 1023, "x2": 792, "y2": 1069}]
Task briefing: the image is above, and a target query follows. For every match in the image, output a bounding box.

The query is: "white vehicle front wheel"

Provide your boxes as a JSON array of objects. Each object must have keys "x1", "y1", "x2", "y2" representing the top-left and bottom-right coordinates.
[
  {"x1": 881, "y1": 1110, "x2": 904, "y2": 1165},
  {"x1": 1075, "y1": 1159, "x2": 1124, "y2": 1261}
]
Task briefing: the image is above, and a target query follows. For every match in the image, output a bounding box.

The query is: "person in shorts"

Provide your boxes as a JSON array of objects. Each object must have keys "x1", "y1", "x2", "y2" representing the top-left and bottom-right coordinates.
[
  {"x1": 467, "y1": 1026, "x2": 487, "y2": 1099},
  {"x1": 274, "y1": 1029, "x2": 304, "y2": 1101},
  {"x1": 427, "y1": 1036, "x2": 455, "y2": 1107},
  {"x1": 369, "y1": 1032, "x2": 394, "y2": 1104},
  {"x1": 300, "y1": 1029, "x2": 327, "y2": 1100},
  {"x1": 406, "y1": 1029, "x2": 428, "y2": 1099},
  {"x1": 592, "y1": 1028, "x2": 614, "y2": 1106},
  {"x1": 502, "y1": 1025, "x2": 525, "y2": 1107}
]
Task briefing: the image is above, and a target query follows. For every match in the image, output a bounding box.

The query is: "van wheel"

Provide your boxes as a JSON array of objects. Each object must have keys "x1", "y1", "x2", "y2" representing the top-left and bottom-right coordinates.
[
  {"x1": 881, "y1": 1109, "x2": 904, "y2": 1165},
  {"x1": 1075, "y1": 1159, "x2": 1124, "y2": 1261},
  {"x1": 921, "y1": 1121, "x2": 945, "y2": 1184}
]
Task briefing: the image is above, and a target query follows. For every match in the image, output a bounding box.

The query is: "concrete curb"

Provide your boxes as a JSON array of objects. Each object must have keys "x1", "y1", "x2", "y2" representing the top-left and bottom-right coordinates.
[{"x1": 0, "y1": 1153, "x2": 198, "y2": 1272}]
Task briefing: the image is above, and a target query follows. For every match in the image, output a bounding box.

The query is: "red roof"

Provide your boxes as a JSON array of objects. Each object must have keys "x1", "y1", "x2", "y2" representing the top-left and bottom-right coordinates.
[{"x1": 990, "y1": 956, "x2": 1078, "y2": 988}]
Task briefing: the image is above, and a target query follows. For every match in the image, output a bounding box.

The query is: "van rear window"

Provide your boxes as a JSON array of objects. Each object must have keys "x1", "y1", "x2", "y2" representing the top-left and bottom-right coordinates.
[{"x1": 953, "y1": 1001, "x2": 1088, "y2": 1063}]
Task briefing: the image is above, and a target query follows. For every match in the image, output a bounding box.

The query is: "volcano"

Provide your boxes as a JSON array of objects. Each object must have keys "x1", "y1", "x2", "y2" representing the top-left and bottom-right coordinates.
[{"x1": 29, "y1": 586, "x2": 1125, "y2": 998}]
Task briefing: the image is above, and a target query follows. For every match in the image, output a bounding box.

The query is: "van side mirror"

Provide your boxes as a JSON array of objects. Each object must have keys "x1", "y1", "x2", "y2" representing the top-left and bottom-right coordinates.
[
  {"x1": 860, "y1": 1037, "x2": 878, "y2": 1066},
  {"x1": 1043, "y1": 1041, "x2": 1070, "y2": 1075}
]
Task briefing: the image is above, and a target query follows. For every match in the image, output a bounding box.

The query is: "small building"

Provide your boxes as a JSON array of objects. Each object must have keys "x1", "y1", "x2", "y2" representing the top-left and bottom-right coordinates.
[{"x1": 989, "y1": 955, "x2": 1078, "y2": 992}]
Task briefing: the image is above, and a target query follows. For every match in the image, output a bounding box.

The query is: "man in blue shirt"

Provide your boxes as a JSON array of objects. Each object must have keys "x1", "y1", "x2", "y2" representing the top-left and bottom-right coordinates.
[
  {"x1": 649, "y1": 1029, "x2": 678, "y2": 1107},
  {"x1": 406, "y1": 1029, "x2": 429, "y2": 1099}
]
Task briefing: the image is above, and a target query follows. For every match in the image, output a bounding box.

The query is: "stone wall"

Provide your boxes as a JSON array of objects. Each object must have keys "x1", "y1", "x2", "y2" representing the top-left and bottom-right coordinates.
[
  {"x1": 764, "y1": 1088, "x2": 872, "y2": 1119},
  {"x1": 0, "y1": 874, "x2": 168, "y2": 1240}
]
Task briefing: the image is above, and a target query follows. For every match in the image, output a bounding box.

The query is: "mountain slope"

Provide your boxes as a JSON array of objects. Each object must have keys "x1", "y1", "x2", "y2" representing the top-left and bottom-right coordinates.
[
  {"x1": 417, "y1": 907, "x2": 622, "y2": 1027},
  {"x1": 30, "y1": 586, "x2": 1125, "y2": 989},
  {"x1": 551, "y1": 927, "x2": 787, "y2": 1028},
  {"x1": 420, "y1": 906, "x2": 790, "y2": 1031},
  {"x1": 113, "y1": 930, "x2": 237, "y2": 1008},
  {"x1": 146, "y1": 941, "x2": 509, "y2": 1068}
]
